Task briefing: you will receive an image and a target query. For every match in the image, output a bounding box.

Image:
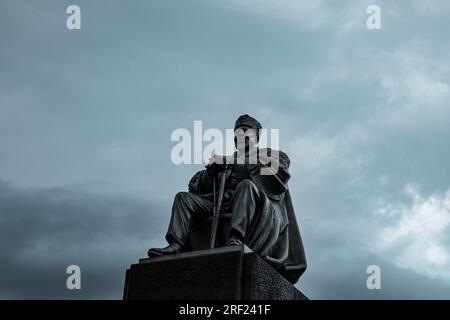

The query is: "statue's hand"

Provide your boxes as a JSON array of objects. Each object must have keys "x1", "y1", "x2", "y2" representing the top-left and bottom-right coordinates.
[
  {"x1": 207, "y1": 154, "x2": 226, "y2": 166},
  {"x1": 206, "y1": 155, "x2": 225, "y2": 177},
  {"x1": 206, "y1": 163, "x2": 223, "y2": 177},
  {"x1": 258, "y1": 153, "x2": 272, "y2": 166}
]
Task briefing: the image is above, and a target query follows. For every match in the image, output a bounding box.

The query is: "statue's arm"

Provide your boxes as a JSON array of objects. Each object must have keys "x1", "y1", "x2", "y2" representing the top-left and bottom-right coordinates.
[
  {"x1": 259, "y1": 148, "x2": 291, "y2": 185},
  {"x1": 276, "y1": 150, "x2": 291, "y2": 183},
  {"x1": 188, "y1": 169, "x2": 214, "y2": 194}
]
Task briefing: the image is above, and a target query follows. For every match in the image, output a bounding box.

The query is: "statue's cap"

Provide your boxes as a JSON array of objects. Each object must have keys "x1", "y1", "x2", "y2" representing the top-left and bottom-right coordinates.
[{"x1": 234, "y1": 114, "x2": 262, "y2": 132}]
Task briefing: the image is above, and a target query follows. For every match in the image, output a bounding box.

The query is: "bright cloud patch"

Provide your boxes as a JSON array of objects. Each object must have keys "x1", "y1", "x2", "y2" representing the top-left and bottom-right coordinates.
[{"x1": 375, "y1": 185, "x2": 450, "y2": 279}]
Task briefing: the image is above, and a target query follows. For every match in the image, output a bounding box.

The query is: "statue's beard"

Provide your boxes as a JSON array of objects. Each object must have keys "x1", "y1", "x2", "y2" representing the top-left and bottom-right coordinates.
[{"x1": 235, "y1": 139, "x2": 257, "y2": 155}]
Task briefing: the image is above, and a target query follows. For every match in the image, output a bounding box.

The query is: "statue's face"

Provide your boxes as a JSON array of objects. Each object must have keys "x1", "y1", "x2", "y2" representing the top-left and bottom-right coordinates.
[{"x1": 234, "y1": 126, "x2": 258, "y2": 152}]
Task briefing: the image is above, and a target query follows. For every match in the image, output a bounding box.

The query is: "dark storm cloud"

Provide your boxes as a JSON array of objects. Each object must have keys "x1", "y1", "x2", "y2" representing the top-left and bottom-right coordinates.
[
  {"x1": 298, "y1": 232, "x2": 450, "y2": 299},
  {"x1": 1, "y1": 178, "x2": 449, "y2": 299},
  {"x1": 0, "y1": 179, "x2": 169, "y2": 298}
]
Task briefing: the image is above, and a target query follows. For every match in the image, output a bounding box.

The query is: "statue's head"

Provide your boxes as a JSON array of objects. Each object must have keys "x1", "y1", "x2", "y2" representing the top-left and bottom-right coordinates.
[{"x1": 234, "y1": 114, "x2": 262, "y2": 152}]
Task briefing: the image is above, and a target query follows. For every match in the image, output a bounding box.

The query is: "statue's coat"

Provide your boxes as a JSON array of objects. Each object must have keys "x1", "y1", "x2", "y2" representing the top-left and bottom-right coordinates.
[{"x1": 188, "y1": 148, "x2": 307, "y2": 284}]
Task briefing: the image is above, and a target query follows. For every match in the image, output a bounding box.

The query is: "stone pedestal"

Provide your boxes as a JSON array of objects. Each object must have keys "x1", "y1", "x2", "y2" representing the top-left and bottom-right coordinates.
[{"x1": 123, "y1": 246, "x2": 307, "y2": 300}]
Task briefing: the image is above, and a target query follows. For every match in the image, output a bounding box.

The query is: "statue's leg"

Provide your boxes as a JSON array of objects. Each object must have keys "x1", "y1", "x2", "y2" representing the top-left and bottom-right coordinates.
[
  {"x1": 228, "y1": 179, "x2": 260, "y2": 245},
  {"x1": 166, "y1": 192, "x2": 213, "y2": 246},
  {"x1": 148, "y1": 192, "x2": 213, "y2": 257}
]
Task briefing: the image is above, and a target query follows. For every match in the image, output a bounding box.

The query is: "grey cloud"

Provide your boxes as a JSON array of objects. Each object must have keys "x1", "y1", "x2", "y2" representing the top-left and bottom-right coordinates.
[
  {"x1": 298, "y1": 231, "x2": 450, "y2": 299},
  {"x1": 0, "y1": 179, "x2": 169, "y2": 299},
  {"x1": 301, "y1": 252, "x2": 450, "y2": 299}
]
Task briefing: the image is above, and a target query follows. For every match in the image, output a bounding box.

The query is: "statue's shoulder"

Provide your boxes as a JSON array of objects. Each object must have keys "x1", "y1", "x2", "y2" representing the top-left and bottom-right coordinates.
[
  {"x1": 188, "y1": 170, "x2": 206, "y2": 194},
  {"x1": 259, "y1": 148, "x2": 290, "y2": 167}
]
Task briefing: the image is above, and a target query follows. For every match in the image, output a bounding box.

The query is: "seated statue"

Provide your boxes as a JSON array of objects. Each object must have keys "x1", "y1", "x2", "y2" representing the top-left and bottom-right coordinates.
[{"x1": 148, "y1": 114, "x2": 307, "y2": 284}]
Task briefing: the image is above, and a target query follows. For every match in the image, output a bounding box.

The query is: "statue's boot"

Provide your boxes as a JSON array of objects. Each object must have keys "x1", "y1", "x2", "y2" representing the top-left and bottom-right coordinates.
[
  {"x1": 225, "y1": 229, "x2": 244, "y2": 247},
  {"x1": 225, "y1": 238, "x2": 243, "y2": 246},
  {"x1": 148, "y1": 243, "x2": 182, "y2": 257}
]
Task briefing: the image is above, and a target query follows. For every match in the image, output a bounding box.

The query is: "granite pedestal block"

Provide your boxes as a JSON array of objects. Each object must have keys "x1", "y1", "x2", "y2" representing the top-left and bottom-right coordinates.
[{"x1": 123, "y1": 246, "x2": 307, "y2": 300}]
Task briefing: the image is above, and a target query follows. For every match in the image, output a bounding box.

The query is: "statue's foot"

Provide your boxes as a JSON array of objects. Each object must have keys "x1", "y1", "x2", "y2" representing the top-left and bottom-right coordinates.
[
  {"x1": 225, "y1": 238, "x2": 243, "y2": 246},
  {"x1": 148, "y1": 243, "x2": 182, "y2": 257}
]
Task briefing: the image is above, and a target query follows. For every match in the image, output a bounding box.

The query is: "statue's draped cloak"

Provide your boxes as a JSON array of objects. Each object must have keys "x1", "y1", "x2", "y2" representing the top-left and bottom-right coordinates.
[{"x1": 188, "y1": 149, "x2": 307, "y2": 284}]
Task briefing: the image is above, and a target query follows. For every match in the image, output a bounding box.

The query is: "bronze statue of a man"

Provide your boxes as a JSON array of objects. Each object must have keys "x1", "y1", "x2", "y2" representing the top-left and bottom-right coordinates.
[{"x1": 148, "y1": 114, "x2": 307, "y2": 284}]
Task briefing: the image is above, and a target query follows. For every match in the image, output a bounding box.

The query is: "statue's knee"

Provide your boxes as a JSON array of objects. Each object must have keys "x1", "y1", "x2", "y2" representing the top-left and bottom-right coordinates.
[
  {"x1": 236, "y1": 179, "x2": 257, "y2": 191},
  {"x1": 175, "y1": 191, "x2": 191, "y2": 203}
]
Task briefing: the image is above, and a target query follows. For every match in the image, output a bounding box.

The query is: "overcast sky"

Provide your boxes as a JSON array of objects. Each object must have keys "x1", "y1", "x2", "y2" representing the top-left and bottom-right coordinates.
[{"x1": 1, "y1": 0, "x2": 450, "y2": 299}]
